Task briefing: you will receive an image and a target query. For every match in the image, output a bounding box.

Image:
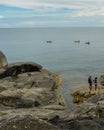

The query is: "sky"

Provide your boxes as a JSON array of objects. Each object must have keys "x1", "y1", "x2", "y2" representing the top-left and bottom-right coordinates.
[{"x1": 0, "y1": 0, "x2": 104, "y2": 27}]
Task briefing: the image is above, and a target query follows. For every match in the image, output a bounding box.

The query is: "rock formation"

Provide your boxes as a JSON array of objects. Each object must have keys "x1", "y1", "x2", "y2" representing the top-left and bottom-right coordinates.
[
  {"x1": 0, "y1": 51, "x2": 66, "y2": 129},
  {"x1": 0, "y1": 51, "x2": 8, "y2": 69},
  {"x1": 71, "y1": 86, "x2": 104, "y2": 104},
  {"x1": 0, "y1": 51, "x2": 104, "y2": 130},
  {"x1": 0, "y1": 62, "x2": 66, "y2": 108},
  {"x1": 66, "y1": 85, "x2": 104, "y2": 130},
  {"x1": 99, "y1": 75, "x2": 104, "y2": 86},
  {"x1": 71, "y1": 86, "x2": 96, "y2": 104}
]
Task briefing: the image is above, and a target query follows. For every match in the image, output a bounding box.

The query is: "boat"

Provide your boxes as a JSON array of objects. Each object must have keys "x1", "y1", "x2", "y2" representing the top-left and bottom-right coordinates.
[
  {"x1": 85, "y1": 42, "x2": 90, "y2": 45},
  {"x1": 46, "y1": 41, "x2": 53, "y2": 43},
  {"x1": 74, "y1": 40, "x2": 80, "y2": 43}
]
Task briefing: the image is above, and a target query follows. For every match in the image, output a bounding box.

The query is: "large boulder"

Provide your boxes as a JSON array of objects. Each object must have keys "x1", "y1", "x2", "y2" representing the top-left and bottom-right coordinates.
[
  {"x1": 0, "y1": 51, "x2": 8, "y2": 69},
  {"x1": 0, "y1": 62, "x2": 66, "y2": 108},
  {"x1": 0, "y1": 60, "x2": 66, "y2": 129}
]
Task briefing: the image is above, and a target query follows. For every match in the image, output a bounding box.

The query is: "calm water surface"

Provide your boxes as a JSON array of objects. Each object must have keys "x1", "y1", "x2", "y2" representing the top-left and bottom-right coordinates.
[{"x1": 0, "y1": 27, "x2": 104, "y2": 106}]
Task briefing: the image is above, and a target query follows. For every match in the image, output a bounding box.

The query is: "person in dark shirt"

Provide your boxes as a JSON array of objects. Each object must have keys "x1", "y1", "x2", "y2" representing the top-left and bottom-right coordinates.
[
  {"x1": 93, "y1": 77, "x2": 98, "y2": 91},
  {"x1": 88, "y1": 76, "x2": 93, "y2": 92}
]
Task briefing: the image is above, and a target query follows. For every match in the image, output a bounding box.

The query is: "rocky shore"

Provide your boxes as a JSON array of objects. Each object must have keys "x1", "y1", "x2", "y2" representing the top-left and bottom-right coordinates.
[{"x1": 0, "y1": 51, "x2": 104, "y2": 130}]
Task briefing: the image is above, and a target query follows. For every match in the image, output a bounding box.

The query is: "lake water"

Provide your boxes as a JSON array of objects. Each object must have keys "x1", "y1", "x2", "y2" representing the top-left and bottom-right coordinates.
[{"x1": 0, "y1": 27, "x2": 104, "y2": 106}]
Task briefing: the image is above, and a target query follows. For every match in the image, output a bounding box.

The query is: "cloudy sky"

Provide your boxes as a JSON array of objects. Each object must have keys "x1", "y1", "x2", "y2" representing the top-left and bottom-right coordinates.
[{"x1": 0, "y1": 0, "x2": 104, "y2": 27}]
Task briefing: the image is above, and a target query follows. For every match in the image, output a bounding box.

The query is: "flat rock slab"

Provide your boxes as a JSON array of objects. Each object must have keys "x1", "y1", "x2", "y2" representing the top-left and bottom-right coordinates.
[{"x1": 71, "y1": 86, "x2": 104, "y2": 104}]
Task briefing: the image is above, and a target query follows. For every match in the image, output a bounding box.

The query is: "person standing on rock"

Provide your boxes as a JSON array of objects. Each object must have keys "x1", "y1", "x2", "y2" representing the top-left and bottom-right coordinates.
[
  {"x1": 93, "y1": 77, "x2": 98, "y2": 91},
  {"x1": 88, "y1": 76, "x2": 93, "y2": 92}
]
